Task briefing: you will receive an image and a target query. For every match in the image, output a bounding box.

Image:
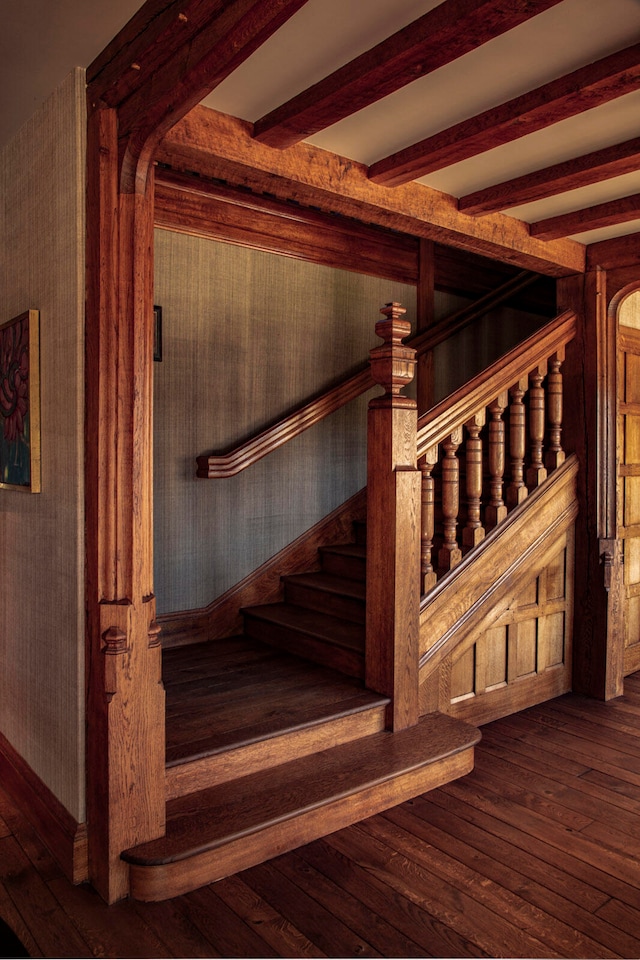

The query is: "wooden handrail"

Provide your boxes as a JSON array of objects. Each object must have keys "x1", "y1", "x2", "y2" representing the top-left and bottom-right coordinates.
[
  {"x1": 197, "y1": 271, "x2": 542, "y2": 478},
  {"x1": 416, "y1": 309, "x2": 576, "y2": 459}
]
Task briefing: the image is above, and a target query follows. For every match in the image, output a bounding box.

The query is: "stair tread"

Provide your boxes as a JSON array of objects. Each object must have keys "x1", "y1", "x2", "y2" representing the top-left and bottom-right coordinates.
[
  {"x1": 166, "y1": 690, "x2": 388, "y2": 765},
  {"x1": 283, "y1": 570, "x2": 365, "y2": 600},
  {"x1": 125, "y1": 712, "x2": 480, "y2": 865},
  {"x1": 243, "y1": 602, "x2": 365, "y2": 651},
  {"x1": 321, "y1": 543, "x2": 366, "y2": 559}
]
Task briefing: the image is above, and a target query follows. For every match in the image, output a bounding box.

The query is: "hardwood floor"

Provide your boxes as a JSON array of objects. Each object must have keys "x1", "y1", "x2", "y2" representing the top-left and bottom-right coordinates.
[{"x1": 3, "y1": 676, "x2": 640, "y2": 957}]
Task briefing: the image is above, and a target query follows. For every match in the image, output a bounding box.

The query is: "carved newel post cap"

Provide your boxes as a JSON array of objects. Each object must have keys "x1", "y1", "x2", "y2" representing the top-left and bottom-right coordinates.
[{"x1": 369, "y1": 302, "x2": 416, "y2": 406}]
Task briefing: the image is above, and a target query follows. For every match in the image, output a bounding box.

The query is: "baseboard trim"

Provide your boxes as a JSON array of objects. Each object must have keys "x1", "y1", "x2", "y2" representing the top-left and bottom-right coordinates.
[
  {"x1": 159, "y1": 488, "x2": 366, "y2": 648},
  {"x1": 0, "y1": 731, "x2": 88, "y2": 883}
]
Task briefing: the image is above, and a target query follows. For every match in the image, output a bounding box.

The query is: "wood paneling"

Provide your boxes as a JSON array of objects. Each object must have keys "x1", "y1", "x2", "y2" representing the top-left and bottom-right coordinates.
[
  {"x1": 618, "y1": 324, "x2": 640, "y2": 674},
  {"x1": 442, "y1": 533, "x2": 574, "y2": 726}
]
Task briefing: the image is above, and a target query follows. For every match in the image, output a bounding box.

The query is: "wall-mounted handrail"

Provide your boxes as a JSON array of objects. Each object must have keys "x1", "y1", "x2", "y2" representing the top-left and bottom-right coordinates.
[{"x1": 197, "y1": 270, "x2": 541, "y2": 478}]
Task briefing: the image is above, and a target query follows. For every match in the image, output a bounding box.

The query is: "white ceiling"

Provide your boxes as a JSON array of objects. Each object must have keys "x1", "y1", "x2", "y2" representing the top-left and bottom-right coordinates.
[{"x1": 3, "y1": 0, "x2": 640, "y2": 247}]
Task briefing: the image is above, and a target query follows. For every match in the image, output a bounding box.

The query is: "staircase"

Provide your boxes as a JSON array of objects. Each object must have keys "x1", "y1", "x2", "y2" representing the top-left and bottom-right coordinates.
[
  {"x1": 125, "y1": 307, "x2": 578, "y2": 901},
  {"x1": 124, "y1": 522, "x2": 480, "y2": 901}
]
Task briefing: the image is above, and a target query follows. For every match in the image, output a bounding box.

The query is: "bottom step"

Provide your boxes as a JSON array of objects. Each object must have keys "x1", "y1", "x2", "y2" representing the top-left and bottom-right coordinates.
[{"x1": 124, "y1": 712, "x2": 480, "y2": 901}]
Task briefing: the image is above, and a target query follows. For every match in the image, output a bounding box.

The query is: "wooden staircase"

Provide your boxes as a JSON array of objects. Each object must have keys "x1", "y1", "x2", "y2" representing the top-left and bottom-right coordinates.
[{"x1": 124, "y1": 583, "x2": 480, "y2": 900}]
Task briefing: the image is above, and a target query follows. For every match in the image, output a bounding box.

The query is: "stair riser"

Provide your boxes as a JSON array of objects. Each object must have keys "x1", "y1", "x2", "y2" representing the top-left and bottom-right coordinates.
[
  {"x1": 319, "y1": 550, "x2": 366, "y2": 581},
  {"x1": 165, "y1": 704, "x2": 387, "y2": 800},
  {"x1": 130, "y1": 747, "x2": 476, "y2": 901},
  {"x1": 283, "y1": 581, "x2": 365, "y2": 624},
  {"x1": 243, "y1": 614, "x2": 364, "y2": 678}
]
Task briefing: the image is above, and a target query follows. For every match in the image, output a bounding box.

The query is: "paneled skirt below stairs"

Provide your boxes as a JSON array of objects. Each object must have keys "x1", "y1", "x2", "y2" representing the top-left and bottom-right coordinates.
[{"x1": 123, "y1": 637, "x2": 480, "y2": 901}]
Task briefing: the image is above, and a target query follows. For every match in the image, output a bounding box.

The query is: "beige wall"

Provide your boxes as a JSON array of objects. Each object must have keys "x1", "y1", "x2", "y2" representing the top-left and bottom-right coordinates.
[
  {"x1": 153, "y1": 230, "x2": 416, "y2": 615},
  {"x1": 0, "y1": 70, "x2": 86, "y2": 820}
]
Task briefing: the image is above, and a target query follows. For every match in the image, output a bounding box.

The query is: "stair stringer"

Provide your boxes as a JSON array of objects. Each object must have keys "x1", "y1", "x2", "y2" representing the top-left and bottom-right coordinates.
[{"x1": 419, "y1": 455, "x2": 579, "y2": 715}]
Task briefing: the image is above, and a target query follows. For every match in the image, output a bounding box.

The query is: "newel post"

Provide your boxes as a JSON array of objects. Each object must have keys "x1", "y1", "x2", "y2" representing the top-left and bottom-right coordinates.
[{"x1": 366, "y1": 303, "x2": 421, "y2": 730}]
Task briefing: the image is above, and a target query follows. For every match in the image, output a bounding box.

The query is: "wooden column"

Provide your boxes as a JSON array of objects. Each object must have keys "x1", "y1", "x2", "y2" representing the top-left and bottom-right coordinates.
[
  {"x1": 558, "y1": 269, "x2": 623, "y2": 700},
  {"x1": 366, "y1": 303, "x2": 420, "y2": 730},
  {"x1": 85, "y1": 105, "x2": 165, "y2": 903}
]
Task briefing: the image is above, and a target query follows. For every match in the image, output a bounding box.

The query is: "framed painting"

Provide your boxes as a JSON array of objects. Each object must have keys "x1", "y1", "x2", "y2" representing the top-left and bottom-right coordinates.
[{"x1": 0, "y1": 309, "x2": 41, "y2": 492}]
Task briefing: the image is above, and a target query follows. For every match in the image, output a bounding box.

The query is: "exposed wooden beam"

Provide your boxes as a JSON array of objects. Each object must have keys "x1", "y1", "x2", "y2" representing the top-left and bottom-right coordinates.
[
  {"x1": 369, "y1": 43, "x2": 640, "y2": 187},
  {"x1": 253, "y1": 0, "x2": 564, "y2": 149},
  {"x1": 459, "y1": 137, "x2": 640, "y2": 217},
  {"x1": 530, "y1": 193, "x2": 640, "y2": 241},
  {"x1": 587, "y1": 231, "x2": 640, "y2": 270},
  {"x1": 156, "y1": 106, "x2": 585, "y2": 277},
  {"x1": 87, "y1": 0, "x2": 309, "y2": 189}
]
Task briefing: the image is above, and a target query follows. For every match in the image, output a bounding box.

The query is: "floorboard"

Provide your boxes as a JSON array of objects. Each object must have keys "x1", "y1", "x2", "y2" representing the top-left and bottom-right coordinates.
[{"x1": 2, "y1": 676, "x2": 640, "y2": 957}]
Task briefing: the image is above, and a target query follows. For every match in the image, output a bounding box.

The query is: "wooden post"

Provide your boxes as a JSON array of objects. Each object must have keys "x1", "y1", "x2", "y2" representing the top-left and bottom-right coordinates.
[
  {"x1": 507, "y1": 377, "x2": 529, "y2": 508},
  {"x1": 438, "y1": 428, "x2": 463, "y2": 571},
  {"x1": 366, "y1": 303, "x2": 421, "y2": 730},
  {"x1": 420, "y1": 449, "x2": 438, "y2": 594},
  {"x1": 85, "y1": 105, "x2": 165, "y2": 903},
  {"x1": 463, "y1": 412, "x2": 486, "y2": 549},
  {"x1": 526, "y1": 363, "x2": 548, "y2": 488},
  {"x1": 545, "y1": 349, "x2": 566, "y2": 470},
  {"x1": 486, "y1": 391, "x2": 508, "y2": 528}
]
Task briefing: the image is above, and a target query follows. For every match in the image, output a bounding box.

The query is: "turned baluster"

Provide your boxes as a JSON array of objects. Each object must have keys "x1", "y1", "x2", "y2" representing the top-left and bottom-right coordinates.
[
  {"x1": 526, "y1": 362, "x2": 548, "y2": 488},
  {"x1": 507, "y1": 376, "x2": 528, "y2": 508},
  {"x1": 485, "y1": 391, "x2": 508, "y2": 528},
  {"x1": 438, "y1": 426, "x2": 463, "y2": 572},
  {"x1": 420, "y1": 447, "x2": 439, "y2": 593},
  {"x1": 463, "y1": 412, "x2": 486, "y2": 549},
  {"x1": 545, "y1": 349, "x2": 565, "y2": 470}
]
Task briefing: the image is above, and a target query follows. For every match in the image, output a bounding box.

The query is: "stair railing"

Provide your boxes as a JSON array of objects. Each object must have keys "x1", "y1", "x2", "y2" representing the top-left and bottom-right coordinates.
[
  {"x1": 416, "y1": 308, "x2": 576, "y2": 596},
  {"x1": 196, "y1": 270, "x2": 540, "y2": 478},
  {"x1": 364, "y1": 302, "x2": 576, "y2": 730}
]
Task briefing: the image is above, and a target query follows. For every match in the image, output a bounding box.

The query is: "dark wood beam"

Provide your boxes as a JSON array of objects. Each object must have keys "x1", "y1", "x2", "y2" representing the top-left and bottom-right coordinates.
[
  {"x1": 157, "y1": 106, "x2": 585, "y2": 277},
  {"x1": 369, "y1": 43, "x2": 640, "y2": 187},
  {"x1": 530, "y1": 193, "x2": 640, "y2": 241},
  {"x1": 87, "y1": 0, "x2": 309, "y2": 189},
  {"x1": 587, "y1": 231, "x2": 640, "y2": 270},
  {"x1": 459, "y1": 137, "x2": 640, "y2": 216},
  {"x1": 253, "y1": 0, "x2": 564, "y2": 149}
]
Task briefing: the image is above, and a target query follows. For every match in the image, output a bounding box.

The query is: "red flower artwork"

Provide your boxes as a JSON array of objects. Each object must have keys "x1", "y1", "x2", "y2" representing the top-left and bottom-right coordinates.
[{"x1": 0, "y1": 314, "x2": 29, "y2": 444}]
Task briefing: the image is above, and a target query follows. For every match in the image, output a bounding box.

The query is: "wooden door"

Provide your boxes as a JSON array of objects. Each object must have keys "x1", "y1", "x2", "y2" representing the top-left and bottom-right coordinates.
[{"x1": 618, "y1": 292, "x2": 640, "y2": 674}]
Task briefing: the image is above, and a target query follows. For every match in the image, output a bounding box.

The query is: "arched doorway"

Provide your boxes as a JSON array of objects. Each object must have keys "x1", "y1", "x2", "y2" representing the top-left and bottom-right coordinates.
[{"x1": 616, "y1": 287, "x2": 640, "y2": 675}]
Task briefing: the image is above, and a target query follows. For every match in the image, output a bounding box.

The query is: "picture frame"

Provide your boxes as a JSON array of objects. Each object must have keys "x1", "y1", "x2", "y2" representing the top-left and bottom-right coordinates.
[
  {"x1": 0, "y1": 309, "x2": 41, "y2": 492},
  {"x1": 154, "y1": 304, "x2": 162, "y2": 362}
]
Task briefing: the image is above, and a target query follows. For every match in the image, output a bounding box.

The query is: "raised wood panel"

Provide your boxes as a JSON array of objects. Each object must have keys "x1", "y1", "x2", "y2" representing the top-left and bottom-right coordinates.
[
  {"x1": 436, "y1": 533, "x2": 574, "y2": 726},
  {"x1": 619, "y1": 309, "x2": 640, "y2": 677}
]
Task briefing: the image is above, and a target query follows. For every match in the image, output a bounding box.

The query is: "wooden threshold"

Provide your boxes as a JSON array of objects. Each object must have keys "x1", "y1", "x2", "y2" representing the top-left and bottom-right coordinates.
[{"x1": 124, "y1": 712, "x2": 480, "y2": 901}]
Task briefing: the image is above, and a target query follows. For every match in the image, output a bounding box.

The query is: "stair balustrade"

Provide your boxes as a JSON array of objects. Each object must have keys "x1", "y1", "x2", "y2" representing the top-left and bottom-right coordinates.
[{"x1": 415, "y1": 309, "x2": 576, "y2": 597}]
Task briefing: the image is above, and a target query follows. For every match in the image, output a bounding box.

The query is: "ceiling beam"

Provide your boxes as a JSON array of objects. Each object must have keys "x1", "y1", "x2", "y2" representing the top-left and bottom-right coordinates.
[
  {"x1": 369, "y1": 43, "x2": 640, "y2": 187},
  {"x1": 156, "y1": 106, "x2": 585, "y2": 277},
  {"x1": 253, "y1": 0, "x2": 564, "y2": 149},
  {"x1": 530, "y1": 194, "x2": 640, "y2": 241},
  {"x1": 587, "y1": 232, "x2": 640, "y2": 270},
  {"x1": 459, "y1": 137, "x2": 640, "y2": 216},
  {"x1": 86, "y1": 0, "x2": 309, "y2": 189}
]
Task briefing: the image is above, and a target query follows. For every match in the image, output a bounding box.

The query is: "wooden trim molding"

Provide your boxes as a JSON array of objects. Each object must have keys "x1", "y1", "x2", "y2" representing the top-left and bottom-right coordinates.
[
  {"x1": 0, "y1": 732, "x2": 88, "y2": 884},
  {"x1": 156, "y1": 107, "x2": 585, "y2": 277}
]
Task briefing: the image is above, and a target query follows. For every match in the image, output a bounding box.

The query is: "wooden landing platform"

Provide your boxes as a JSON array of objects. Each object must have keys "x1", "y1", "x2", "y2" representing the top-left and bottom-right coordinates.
[{"x1": 125, "y1": 709, "x2": 479, "y2": 900}]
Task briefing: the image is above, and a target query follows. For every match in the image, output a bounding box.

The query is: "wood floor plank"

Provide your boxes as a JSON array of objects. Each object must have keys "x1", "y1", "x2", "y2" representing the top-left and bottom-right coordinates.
[
  {"x1": 212, "y1": 873, "x2": 328, "y2": 959},
  {"x1": 439, "y1": 777, "x2": 640, "y2": 907},
  {"x1": 178, "y1": 883, "x2": 280, "y2": 958},
  {"x1": 363, "y1": 811, "x2": 618, "y2": 959},
  {"x1": 241, "y1": 859, "x2": 384, "y2": 958},
  {"x1": 0, "y1": 837, "x2": 91, "y2": 958},
  {"x1": 298, "y1": 837, "x2": 487, "y2": 958},
  {"x1": 272, "y1": 848, "x2": 429, "y2": 958},
  {"x1": 46, "y1": 878, "x2": 175, "y2": 959},
  {"x1": 325, "y1": 823, "x2": 560, "y2": 958},
  {"x1": 0, "y1": 880, "x2": 42, "y2": 958},
  {"x1": 384, "y1": 800, "x2": 634, "y2": 958}
]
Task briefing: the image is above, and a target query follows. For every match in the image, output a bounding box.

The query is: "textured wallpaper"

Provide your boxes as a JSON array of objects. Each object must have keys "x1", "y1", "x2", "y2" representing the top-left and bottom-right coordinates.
[
  {"x1": 0, "y1": 70, "x2": 86, "y2": 820},
  {"x1": 153, "y1": 230, "x2": 416, "y2": 614}
]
